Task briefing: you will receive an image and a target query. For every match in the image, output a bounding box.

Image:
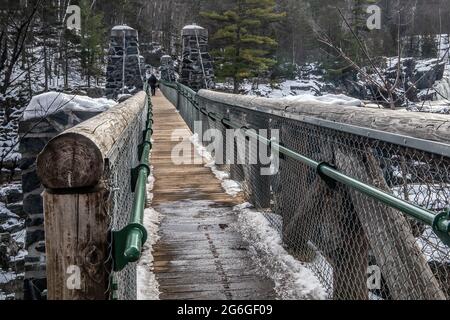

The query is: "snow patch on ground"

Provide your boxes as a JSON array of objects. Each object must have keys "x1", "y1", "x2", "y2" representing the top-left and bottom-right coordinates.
[
  {"x1": 23, "y1": 92, "x2": 116, "y2": 121},
  {"x1": 233, "y1": 203, "x2": 327, "y2": 300},
  {"x1": 190, "y1": 134, "x2": 242, "y2": 197},
  {"x1": 137, "y1": 207, "x2": 161, "y2": 300},
  {"x1": 137, "y1": 169, "x2": 161, "y2": 300},
  {"x1": 0, "y1": 291, "x2": 15, "y2": 300}
]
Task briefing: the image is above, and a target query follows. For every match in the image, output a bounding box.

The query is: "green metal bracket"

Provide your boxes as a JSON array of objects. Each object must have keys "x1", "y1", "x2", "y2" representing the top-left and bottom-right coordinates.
[
  {"x1": 432, "y1": 209, "x2": 450, "y2": 246},
  {"x1": 144, "y1": 128, "x2": 154, "y2": 138},
  {"x1": 138, "y1": 145, "x2": 152, "y2": 167},
  {"x1": 317, "y1": 162, "x2": 337, "y2": 189},
  {"x1": 112, "y1": 223, "x2": 148, "y2": 272}
]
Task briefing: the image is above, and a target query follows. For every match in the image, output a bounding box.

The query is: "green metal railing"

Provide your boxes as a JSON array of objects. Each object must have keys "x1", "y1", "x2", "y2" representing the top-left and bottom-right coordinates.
[
  {"x1": 161, "y1": 80, "x2": 450, "y2": 247},
  {"x1": 113, "y1": 83, "x2": 152, "y2": 272}
]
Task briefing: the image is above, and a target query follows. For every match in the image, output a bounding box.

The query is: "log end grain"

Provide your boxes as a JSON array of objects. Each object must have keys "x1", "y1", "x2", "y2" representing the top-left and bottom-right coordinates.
[{"x1": 37, "y1": 133, "x2": 104, "y2": 190}]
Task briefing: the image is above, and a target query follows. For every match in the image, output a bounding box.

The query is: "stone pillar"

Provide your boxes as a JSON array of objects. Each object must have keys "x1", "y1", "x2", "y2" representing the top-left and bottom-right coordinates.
[
  {"x1": 19, "y1": 108, "x2": 104, "y2": 300},
  {"x1": 106, "y1": 26, "x2": 146, "y2": 99},
  {"x1": 160, "y1": 55, "x2": 176, "y2": 82},
  {"x1": 180, "y1": 24, "x2": 215, "y2": 91}
]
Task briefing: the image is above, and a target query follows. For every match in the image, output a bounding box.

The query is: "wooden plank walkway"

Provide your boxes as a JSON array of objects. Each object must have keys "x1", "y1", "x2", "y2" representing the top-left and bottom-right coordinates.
[{"x1": 150, "y1": 91, "x2": 276, "y2": 300}]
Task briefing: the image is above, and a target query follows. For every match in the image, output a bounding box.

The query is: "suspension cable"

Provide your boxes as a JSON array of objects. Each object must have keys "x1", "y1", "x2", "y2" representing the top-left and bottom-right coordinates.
[{"x1": 194, "y1": 27, "x2": 209, "y2": 89}]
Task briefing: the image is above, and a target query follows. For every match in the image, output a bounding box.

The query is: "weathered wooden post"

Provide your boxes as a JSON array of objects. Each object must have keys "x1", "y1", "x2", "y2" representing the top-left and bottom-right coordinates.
[
  {"x1": 19, "y1": 96, "x2": 110, "y2": 300},
  {"x1": 37, "y1": 92, "x2": 147, "y2": 300}
]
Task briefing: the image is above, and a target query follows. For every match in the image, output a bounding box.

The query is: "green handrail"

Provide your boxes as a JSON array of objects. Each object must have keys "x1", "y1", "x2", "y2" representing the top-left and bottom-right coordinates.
[
  {"x1": 160, "y1": 81, "x2": 450, "y2": 247},
  {"x1": 113, "y1": 83, "x2": 152, "y2": 272}
]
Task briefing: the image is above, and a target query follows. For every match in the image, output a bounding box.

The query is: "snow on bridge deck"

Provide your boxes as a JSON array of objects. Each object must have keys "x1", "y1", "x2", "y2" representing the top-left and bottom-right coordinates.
[{"x1": 149, "y1": 91, "x2": 276, "y2": 300}]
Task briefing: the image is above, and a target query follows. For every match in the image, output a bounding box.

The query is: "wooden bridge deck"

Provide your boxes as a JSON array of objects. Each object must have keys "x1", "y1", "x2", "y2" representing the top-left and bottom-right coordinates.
[{"x1": 150, "y1": 91, "x2": 276, "y2": 300}]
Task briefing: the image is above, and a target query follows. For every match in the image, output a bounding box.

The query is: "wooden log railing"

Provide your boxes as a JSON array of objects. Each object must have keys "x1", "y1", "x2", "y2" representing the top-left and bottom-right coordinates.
[{"x1": 37, "y1": 92, "x2": 147, "y2": 300}]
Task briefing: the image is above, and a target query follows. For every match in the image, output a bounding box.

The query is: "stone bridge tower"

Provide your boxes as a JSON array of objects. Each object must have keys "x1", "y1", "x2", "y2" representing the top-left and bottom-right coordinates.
[
  {"x1": 106, "y1": 26, "x2": 146, "y2": 99},
  {"x1": 160, "y1": 55, "x2": 176, "y2": 82},
  {"x1": 180, "y1": 25, "x2": 215, "y2": 91}
]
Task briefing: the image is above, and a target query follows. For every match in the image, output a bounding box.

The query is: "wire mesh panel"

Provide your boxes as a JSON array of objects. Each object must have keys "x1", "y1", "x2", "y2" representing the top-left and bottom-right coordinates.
[
  {"x1": 160, "y1": 83, "x2": 450, "y2": 300},
  {"x1": 104, "y1": 101, "x2": 148, "y2": 300},
  {"x1": 275, "y1": 118, "x2": 450, "y2": 300}
]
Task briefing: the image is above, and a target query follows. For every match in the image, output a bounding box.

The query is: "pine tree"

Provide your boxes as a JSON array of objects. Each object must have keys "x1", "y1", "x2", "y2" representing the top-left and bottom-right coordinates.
[
  {"x1": 421, "y1": 34, "x2": 438, "y2": 58},
  {"x1": 275, "y1": 0, "x2": 314, "y2": 67},
  {"x1": 201, "y1": 0, "x2": 285, "y2": 93},
  {"x1": 79, "y1": 0, "x2": 106, "y2": 87},
  {"x1": 347, "y1": 0, "x2": 378, "y2": 63}
]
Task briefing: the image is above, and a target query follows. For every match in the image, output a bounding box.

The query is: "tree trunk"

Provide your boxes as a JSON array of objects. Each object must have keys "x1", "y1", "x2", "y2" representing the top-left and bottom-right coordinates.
[{"x1": 233, "y1": 77, "x2": 240, "y2": 94}]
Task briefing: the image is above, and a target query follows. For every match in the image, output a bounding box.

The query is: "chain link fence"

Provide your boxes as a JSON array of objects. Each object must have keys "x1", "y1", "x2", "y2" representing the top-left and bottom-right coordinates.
[
  {"x1": 104, "y1": 96, "x2": 148, "y2": 300},
  {"x1": 161, "y1": 82, "x2": 450, "y2": 300}
]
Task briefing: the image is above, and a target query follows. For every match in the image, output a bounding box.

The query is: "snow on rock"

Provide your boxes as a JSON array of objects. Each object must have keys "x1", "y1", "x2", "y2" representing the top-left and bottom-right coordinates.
[
  {"x1": 23, "y1": 92, "x2": 116, "y2": 121},
  {"x1": 415, "y1": 59, "x2": 441, "y2": 73},
  {"x1": 283, "y1": 93, "x2": 363, "y2": 107},
  {"x1": 0, "y1": 272, "x2": 18, "y2": 285},
  {"x1": 217, "y1": 79, "x2": 325, "y2": 98},
  {"x1": 407, "y1": 100, "x2": 450, "y2": 114},
  {"x1": 234, "y1": 203, "x2": 327, "y2": 300},
  {"x1": 0, "y1": 184, "x2": 22, "y2": 204},
  {"x1": 0, "y1": 202, "x2": 20, "y2": 234},
  {"x1": 216, "y1": 64, "x2": 363, "y2": 107},
  {"x1": 434, "y1": 63, "x2": 450, "y2": 101}
]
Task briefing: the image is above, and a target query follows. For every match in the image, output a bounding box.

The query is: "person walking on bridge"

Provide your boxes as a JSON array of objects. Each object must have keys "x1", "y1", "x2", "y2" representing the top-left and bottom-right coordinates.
[{"x1": 149, "y1": 74, "x2": 158, "y2": 96}]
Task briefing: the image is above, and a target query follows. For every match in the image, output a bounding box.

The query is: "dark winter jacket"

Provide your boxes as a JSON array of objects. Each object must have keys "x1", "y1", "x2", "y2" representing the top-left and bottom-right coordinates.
[{"x1": 149, "y1": 75, "x2": 158, "y2": 87}]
